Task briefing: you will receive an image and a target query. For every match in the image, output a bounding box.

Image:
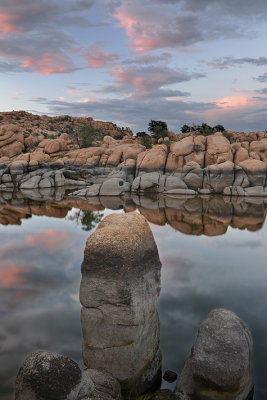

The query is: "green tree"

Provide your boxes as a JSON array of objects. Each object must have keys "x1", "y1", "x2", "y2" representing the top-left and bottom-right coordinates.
[
  {"x1": 79, "y1": 124, "x2": 102, "y2": 148},
  {"x1": 213, "y1": 124, "x2": 226, "y2": 132},
  {"x1": 181, "y1": 124, "x2": 191, "y2": 133},
  {"x1": 199, "y1": 123, "x2": 213, "y2": 136},
  {"x1": 68, "y1": 210, "x2": 103, "y2": 231},
  {"x1": 148, "y1": 120, "x2": 168, "y2": 140},
  {"x1": 136, "y1": 132, "x2": 152, "y2": 149}
]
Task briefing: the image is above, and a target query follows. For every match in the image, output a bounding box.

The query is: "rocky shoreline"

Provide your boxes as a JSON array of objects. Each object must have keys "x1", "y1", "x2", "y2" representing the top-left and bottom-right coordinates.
[{"x1": 1, "y1": 112, "x2": 267, "y2": 197}]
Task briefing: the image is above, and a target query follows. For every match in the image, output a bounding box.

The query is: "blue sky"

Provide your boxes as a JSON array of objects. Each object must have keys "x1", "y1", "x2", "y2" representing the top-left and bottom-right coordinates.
[{"x1": 1, "y1": 0, "x2": 267, "y2": 132}]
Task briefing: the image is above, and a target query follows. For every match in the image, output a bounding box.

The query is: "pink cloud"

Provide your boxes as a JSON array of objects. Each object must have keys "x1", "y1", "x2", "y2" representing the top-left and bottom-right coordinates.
[
  {"x1": 0, "y1": 262, "x2": 28, "y2": 289},
  {"x1": 0, "y1": 12, "x2": 21, "y2": 35},
  {"x1": 27, "y1": 229, "x2": 70, "y2": 250},
  {"x1": 83, "y1": 42, "x2": 119, "y2": 68},
  {"x1": 114, "y1": 7, "x2": 160, "y2": 53},
  {"x1": 20, "y1": 52, "x2": 74, "y2": 74},
  {"x1": 215, "y1": 96, "x2": 251, "y2": 109}
]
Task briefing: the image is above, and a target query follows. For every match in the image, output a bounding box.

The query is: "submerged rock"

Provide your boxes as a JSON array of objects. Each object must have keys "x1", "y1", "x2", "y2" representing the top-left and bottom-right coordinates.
[
  {"x1": 175, "y1": 308, "x2": 254, "y2": 400},
  {"x1": 15, "y1": 351, "x2": 94, "y2": 400}
]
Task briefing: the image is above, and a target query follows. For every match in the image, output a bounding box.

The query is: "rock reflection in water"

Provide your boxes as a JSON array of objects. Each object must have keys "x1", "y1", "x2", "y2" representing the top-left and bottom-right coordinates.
[
  {"x1": 80, "y1": 213, "x2": 162, "y2": 397},
  {"x1": 0, "y1": 190, "x2": 266, "y2": 236}
]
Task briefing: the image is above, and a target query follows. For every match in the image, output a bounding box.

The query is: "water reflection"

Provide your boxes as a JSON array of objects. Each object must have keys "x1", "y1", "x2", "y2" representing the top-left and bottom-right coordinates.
[
  {"x1": 0, "y1": 190, "x2": 266, "y2": 399},
  {"x1": 0, "y1": 190, "x2": 266, "y2": 236}
]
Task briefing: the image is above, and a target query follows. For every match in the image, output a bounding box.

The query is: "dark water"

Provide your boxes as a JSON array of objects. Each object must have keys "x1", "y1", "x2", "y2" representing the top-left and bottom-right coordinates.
[{"x1": 0, "y1": 193, "x2": 266, "y2": 399}]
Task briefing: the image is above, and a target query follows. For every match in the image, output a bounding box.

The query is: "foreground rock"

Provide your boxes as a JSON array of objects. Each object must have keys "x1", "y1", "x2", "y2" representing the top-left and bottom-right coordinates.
[
  {"x1": 175, "y1": 309, "x2": 254, "y2": 400},
  {"x1": 85, "y1": 369, "x2": 122, "y2": 400},
  {"x1": 80, "y1": 212, "x2": 162, "y2": 397},
  {"x1": 15, "y1": 351, "x2": 94, "y2": 400}
]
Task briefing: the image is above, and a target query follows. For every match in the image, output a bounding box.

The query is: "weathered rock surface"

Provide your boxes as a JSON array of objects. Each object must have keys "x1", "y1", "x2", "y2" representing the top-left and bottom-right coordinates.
[
  {"x1": 175, "y1": 309, "x2": 254, "y2": 400},
  {"x1": 80, "y1": 212, "x2": 162, "y2": 397},
  {"x1": 85, "y1": 369, "x2": 122, "y2": 400},
  {"x1": 15, "y1": 351, "x2": 94, "y2": 400}
]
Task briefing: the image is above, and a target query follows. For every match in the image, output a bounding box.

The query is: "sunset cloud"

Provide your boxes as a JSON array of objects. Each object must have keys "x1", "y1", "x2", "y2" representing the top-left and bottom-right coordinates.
[
  {"x1": 83, "y1": 42, "x2": 119, "y2": 68},
  {"x1": 110, "y1": 65, "x2": 204, "y2": 96},
  {"x1": 0, "y1": 263, "x2": 28, "y2": 289},
  {"x1": 27, "y1": 230, "x2": 70, "y2": 250}
]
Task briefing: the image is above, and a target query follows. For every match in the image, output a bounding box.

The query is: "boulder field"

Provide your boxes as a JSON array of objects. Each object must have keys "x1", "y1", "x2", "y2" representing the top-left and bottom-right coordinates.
[
  {"x1": 15, "y1": 213, "x2": 254, "y2": 400},
  {"x1": 1, "y1": 112, "x2": 267, "y2": 196}
]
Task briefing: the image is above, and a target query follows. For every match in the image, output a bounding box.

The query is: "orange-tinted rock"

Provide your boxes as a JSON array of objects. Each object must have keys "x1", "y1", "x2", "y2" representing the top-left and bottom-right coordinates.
[
  {"x1": 45, "y1": 139, "x2": 68, "y2": 154},
  {"x1": 235, "y1": 147, "x2": 249, "y2": 164},
  {"x1": 137, "y1": 145, "x2": 168, "y2": 174},
  {"x1": 206, "y1": 133, "x2": 232, "y2": 166}
]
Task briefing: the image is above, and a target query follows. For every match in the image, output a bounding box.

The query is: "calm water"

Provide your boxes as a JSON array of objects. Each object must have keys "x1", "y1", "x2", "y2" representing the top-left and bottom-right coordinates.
[{"x1": 0, "y1": 193, "x2": 266, "y2": 399}]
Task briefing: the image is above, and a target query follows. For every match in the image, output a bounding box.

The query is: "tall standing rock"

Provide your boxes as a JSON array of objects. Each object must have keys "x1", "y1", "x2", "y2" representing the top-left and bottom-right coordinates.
[
  {"x1": 80, "y1": 212, "x2": 162, "y2": 397},
  {"x1": 175, "y1": 308, "x2": 254, "y2": 400}
]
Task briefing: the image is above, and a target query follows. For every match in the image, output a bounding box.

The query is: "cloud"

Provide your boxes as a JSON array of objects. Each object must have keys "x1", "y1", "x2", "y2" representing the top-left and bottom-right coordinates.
[
  {"x1": 110, "y1": 65, "x2": 204, "y2": 96},
  {"x1": 37, "y1": 95, "x2": 215, "y2": 131},
  {"x1": 123, "y1": 52, "x2": 172, "y2": 65},
  {"x1": 256, "y1": 73, "x2": 267, "y2": 83},
  {"x1": 0, "y1": 0, "x2": 97, "y2": 74},
  {"x1": 111, "y1": 0, "x2": 262, "y2": 53},
  {"x1": 208, "y1": 56, "x2": 267, "y2": 69},
  {"x1": 27, "y1": 230, "x2": 70, "y2": 250},
  {"x1": 83, "y1": 42, "x2": 119, "y2": 68}
]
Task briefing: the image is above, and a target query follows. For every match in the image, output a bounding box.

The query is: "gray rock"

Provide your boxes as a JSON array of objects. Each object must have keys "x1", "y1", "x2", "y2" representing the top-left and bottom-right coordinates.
[
  {"x1": 15, "y1": 351, "x2": 94, "y2": 400},
  {"x1": 223, "y1": 186, "x2": 245, "y2": 197},
  {"x1": 65, "y1": 179, "x2": 86, "y2": 186},
  {"x1": 85, "y1": 369, "x2": 122, "y2": 400},
  {"x1": 10, "y1": 161, "x2": 28, "y2": 175},
  {"x1": 233, "y1": 169, "x2": 250, "y2": 188},
  {"x1": 39, "y1": 177, "x2": 54, "y2": 188},
  {"x1": 123, "y1": 181, "x2": 131, "y2": 192},
  {"x1": 2, "y1": 174, "x2": 12, "y2": 183},
  {"x1": 131, "y1": 176, "x2": 141, "y2": 191},
  {"x1": 86, "y1": 183, "x2": 102, "y2": 196},
  {"x1": 20, "y1": 176, "x2": 41, "y2": 189},
  {"x1": 205, "y1": 162, "x2": 235, "y2": 193},
  {"x1": 80, "y1": 212, "x2": 162, "y2": 397},
  {"x1": 175, "y1": 308, "x2": 254, "y2": 400},
  {"x1": 99, "y1": 178, "x2": 125, "y2": 196},
  {"x1": 163, "y1": 188, "x2": 196, "y2": 195},
  {"x1": 54, "y1": 171, "x2": 65, "y2": 187},
  {"x1": 139, "y1": 172, "x2": 160, "y2": 192},
  {"x1": 244, "y1": 186, "x2": 267, "y2": 196},
  {"x1": 165, "y1": 175, "x2": 187, "y2": 191},
  {"x1": 184, "y1": 169, "x2": 203, "y2": 190},
  {"x1": 63, "y1": 169, "x2": 81, "y2": 180}
]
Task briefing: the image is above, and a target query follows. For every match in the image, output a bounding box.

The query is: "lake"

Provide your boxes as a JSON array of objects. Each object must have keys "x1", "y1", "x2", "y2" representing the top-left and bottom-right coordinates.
[{"x1": 0, "y1": 192, "x2": 266, "y2": 399}]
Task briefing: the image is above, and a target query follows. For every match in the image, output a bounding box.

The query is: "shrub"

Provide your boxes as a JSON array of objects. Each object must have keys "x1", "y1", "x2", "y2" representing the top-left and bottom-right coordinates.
[
  {"x1": 162, "y1": 140, "x2": 172, "y2": 151},
  {"x1": 222, "y1": 131, "x2": 234, "y2": 142},
  {"x1": 0, "y1": 116, "x2": 3, "y2": 121},
  {"x1": 181, "y1": 124, "x2": 191, "y2": 133},
  {"x1": 148, "y1": 120, "x2": 168, "y2": 140},
  {"x1": 78, "y1": 124, "x2": 103, "y2": 148},
  {"x1": 136, "y1": 132, "x2": 152, "y2": 149}
]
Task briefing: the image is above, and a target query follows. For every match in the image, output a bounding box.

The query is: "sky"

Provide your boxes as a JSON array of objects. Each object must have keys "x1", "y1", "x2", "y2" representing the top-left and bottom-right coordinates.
[{"x1": 1, "y1": 0, "x2": 267, "y2": 132}]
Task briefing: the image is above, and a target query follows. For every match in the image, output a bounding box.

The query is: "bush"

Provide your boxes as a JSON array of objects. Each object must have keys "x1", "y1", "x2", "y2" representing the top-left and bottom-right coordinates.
[
  {"x1": 79, "y1": 124, "x2": 102, "y2": 148},
  {"x1": 0, "y1": 116, "x2": 3, "y2": 121},
  {"x1": 162, "y1": 140, "x2": 171, "y2": 151},
  {"x1": 181, "y1": 124, "x2": 191, "y2": 133},
  {"x1": 222, "y1": 131, "x2": 234, "y2": 143},
  {"x1": 148, "y1": 120, "x2": 169, "y2": 140},
  {"x1": 136, "y1": 132, "x2": 152, "y2": 149}
]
